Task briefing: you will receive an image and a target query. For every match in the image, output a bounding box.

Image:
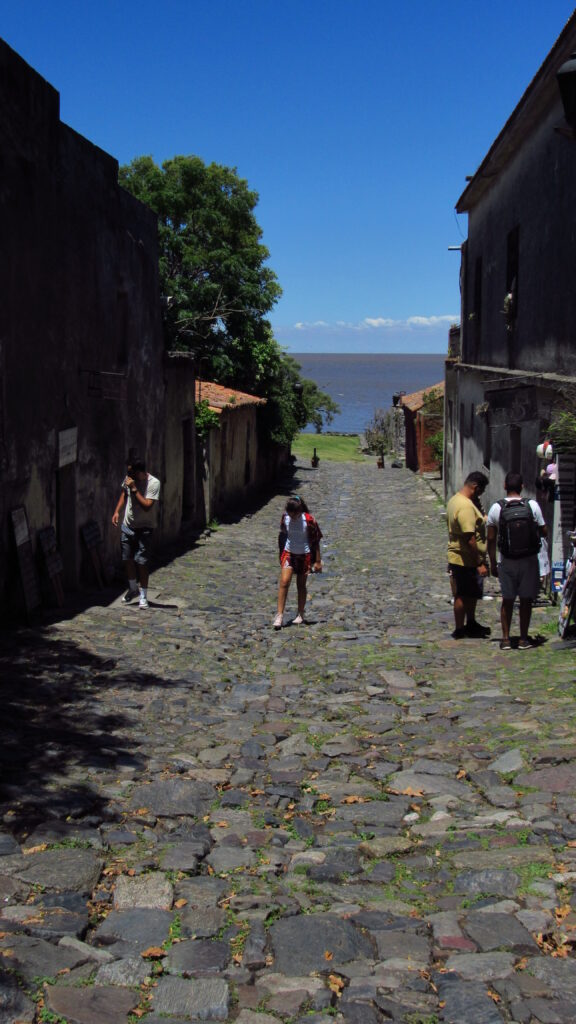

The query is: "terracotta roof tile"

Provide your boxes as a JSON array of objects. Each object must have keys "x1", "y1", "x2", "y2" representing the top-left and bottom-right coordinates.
[
  {"x1": 195, "y1": 380, "x2": 266, "y2": 412},
  {"x1": 399, "y1": 381, "x2": 444, "y2": 412}
]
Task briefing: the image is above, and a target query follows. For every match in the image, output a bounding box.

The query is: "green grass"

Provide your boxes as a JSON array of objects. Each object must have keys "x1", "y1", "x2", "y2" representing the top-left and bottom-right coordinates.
[{"x1": 291, "y1": 433, "x2": 366, "y2": 463}]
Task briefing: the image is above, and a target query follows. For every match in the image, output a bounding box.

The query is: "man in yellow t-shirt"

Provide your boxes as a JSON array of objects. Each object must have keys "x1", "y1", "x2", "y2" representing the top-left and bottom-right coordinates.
[{"x1": 446, "y1": 471, "x2": 490, "y2": 639}]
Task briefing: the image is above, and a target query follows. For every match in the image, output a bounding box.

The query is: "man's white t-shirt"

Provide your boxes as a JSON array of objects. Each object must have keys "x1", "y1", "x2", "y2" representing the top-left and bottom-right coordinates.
[
  {"x1": 486, "y1": 497, "x2": 544, "y2": 562},
  {"x1": 123, "y1": 474, "x2": 161, "y2": 530}
]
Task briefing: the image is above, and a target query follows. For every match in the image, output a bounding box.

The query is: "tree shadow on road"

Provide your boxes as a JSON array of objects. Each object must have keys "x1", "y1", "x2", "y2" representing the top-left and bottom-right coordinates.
[{"x1": 0, "y1": 627, "x2": 190, "y2": 840}]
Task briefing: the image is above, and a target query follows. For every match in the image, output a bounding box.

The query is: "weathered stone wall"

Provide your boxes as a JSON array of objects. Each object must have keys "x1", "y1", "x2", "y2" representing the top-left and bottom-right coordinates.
[
  {"x1": 199, "y1": 407, "x2": 290, "y2": 523},
  {"x1": 452, "y1": 21, "x2": 576, "y2": 530},
  {"x1": 461, "y1": 105, "x2": 576, "y2": 376},
  {"x1": 444, "y1": 360, "x2": 557, "y2": 523},
  {"x1": 163, "y1": 356, "x2": 198, "y2": 533},
  {"x1": 0, "y1": 40, "x2": 165, "y2": 607}
]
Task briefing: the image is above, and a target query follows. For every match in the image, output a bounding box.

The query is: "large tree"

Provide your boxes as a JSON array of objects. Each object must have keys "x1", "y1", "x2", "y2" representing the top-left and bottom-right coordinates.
[
  {"x1": 119, "y1": 154, "x2": 281, "y2": 357},
  {"x1": 120, "y1": 154, "x2": 338, "y2": 440}
]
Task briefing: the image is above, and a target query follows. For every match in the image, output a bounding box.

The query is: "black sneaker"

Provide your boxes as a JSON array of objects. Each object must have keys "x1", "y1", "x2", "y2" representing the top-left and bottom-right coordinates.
[
  {"x1": 451, "y1": 627, "x2": 467, "y2": 639},
  {"x1": 465, "y1": 621, "x2": 491, "y2": 638},
  {"x1": 122, "y1": 589, "x2": 139, "y2": 604},
  {"x1": 499, "y1": 638, "x2": 512, "y2": 650}
]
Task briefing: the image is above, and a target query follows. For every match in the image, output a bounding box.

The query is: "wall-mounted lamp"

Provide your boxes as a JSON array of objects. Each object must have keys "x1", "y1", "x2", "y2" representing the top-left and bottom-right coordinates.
[{"x1": 557, "y1": 52, "x2": 576, "y2": 134}]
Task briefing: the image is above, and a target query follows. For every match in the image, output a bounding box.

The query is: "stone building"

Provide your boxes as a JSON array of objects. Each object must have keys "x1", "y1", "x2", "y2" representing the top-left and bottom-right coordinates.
[
  {"x1": 445, "y1": 11, "x2": 576, "y2": 555},
  {"x1": 195, "y1": 381, "x2": 288, "y2": 523},
  {"x1": 0, "y1": 40, "x2": 195, "y2": 613}
]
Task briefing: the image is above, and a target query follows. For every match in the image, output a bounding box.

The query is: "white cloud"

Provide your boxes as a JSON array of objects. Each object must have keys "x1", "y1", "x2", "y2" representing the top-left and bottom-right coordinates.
[
  {"x1": 406, "y1": 315, "x2": 456, "y2": 328},
  {"x1": 289, "y1": 314, "x2": 458, "y2": 333},
  {"x1": 295, "y1": 320, "x2": 330, "y2": 329},
  {"x1": 363, "y1": 317, "x2": 398, "y2": 328}
]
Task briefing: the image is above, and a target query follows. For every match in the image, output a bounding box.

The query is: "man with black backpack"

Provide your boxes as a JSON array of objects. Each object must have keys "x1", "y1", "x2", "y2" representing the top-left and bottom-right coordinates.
[{"x1": 487, "y1": 472, "x2": 547, "y2": 650}]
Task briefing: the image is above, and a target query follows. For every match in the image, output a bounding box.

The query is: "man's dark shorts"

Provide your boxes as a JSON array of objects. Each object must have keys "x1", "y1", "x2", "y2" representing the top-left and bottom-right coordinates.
[
  {"x1": 121, "y1": 527, "x2": 153, "y2": 566},
  {"x1": 450, "y1": 564, "x2": 483, "y2": 600}
]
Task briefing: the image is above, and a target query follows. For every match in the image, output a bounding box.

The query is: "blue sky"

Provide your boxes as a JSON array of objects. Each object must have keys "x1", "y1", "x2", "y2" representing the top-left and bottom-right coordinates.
[{"x1": 2, "y1": 1, "x2": 575, "y2": 353}]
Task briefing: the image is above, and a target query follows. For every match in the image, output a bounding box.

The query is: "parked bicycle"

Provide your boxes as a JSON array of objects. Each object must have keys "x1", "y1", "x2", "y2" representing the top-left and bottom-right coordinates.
[{"x1": 558, "y1": 531, "x2": 576, "y2": 638}]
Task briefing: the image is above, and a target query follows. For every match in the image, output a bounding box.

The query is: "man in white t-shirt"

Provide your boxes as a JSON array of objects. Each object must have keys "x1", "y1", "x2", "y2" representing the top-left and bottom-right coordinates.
[
  {"x1": 112, "y1": 458, "x2": 161, "y2": 609},
  {"x1": 487, "y1": 471, "x2": 546, "y2": 650}
]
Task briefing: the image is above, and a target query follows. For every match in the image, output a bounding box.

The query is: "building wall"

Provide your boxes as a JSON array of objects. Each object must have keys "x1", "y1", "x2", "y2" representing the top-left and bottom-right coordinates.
[
  {"x1": 416, "y1": 412, "x2": 443, "y2": 474},
  {"x1": 201, "y1": 407, "x2": 290, "y2": 523},
  {"x1": 461, "y1": 105, "x2": 576, "y2": 376},
  {"x1": 449, "y1": 37, "x2": 576, "y2": 538},
  {"x1": 0, "y1": 41, "x2": 165, "y2": 606},
  {"x1": 444, "y1": 362, "x2": 557, "y2": 520},
  {"x1": 163, "y1": 358, "x2": 198, "y2": 534}
]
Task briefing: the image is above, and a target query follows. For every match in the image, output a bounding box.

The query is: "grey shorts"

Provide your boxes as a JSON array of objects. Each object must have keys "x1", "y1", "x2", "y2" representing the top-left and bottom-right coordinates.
[
  {"x1": 498, "y1": 557, "x2": 540, "y2": 600},
  {"x1": 121, "y1": 527, "x2": 153, "y2": 566}
]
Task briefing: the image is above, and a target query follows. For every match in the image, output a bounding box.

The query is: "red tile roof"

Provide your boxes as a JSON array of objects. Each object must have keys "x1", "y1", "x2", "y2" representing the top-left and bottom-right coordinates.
[
  {"x1": 399, "y1": 381, "x2": 444, "y2": 413},
  {"x1": 195, "y1": 380, "x2": 266, "y2": 412}
]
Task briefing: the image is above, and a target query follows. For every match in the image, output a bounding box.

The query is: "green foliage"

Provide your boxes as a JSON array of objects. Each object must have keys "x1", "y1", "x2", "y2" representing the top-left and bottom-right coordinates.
[
  {"x1": 245, "y1": 342, "x2": 338, "y2": 445},
  {"x1": 38, "y1": 1011, "x2": 67, "y2": 1024},
  {"x1": 547, "y1": 409, "x2": 576, "y2": 452},
  {"x1": 516, "y1": 860, "x2": 553, "y2": 895},
  {"x1": 167, "y1": 914, "x2": 182, "y2": 944},
  {"x1": 194, "y1": 399, "x2": 221, "y2": 439},
  {"x1": 301, "y1": 378, "x2": 340, "y2": 433},
  {"x1": 426, "y1": 428, "x2": 444, "y2": 467},
  {"x1": 120, "y1": 154, "x2": 336, "y2": 445},
  {"x1": 119, "y1": 154, "x2": 281, "y2": 354},
  {"x1": 421, "y1": 387, "x2": 444, "y2": 414}
]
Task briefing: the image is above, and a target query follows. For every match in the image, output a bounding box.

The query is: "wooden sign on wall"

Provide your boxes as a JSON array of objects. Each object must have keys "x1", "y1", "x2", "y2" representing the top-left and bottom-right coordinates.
[{"x1": 10, "y1": 506, "x2": 41, "y2": 614}]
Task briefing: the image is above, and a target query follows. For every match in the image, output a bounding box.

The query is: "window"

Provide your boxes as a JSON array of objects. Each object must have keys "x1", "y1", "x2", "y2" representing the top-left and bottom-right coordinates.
[
  {"x1": 483, "y1": 416, "x2": 491, "y2": 470},
  {"x1": 510, "y1": 424, "x2": 521, "y2": 474}
]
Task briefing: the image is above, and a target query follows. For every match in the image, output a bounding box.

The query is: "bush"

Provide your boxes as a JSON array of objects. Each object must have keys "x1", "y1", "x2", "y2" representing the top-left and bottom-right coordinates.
[
  {"x1": 426, "y1": 428, "x2": 444, "y2": 468},
  {"x1": 195, "y1": 400, "x2": 221, "y2": 440},
  {"x1": 548, "y1": 410, "x2": 576, "y2": 452},
  {"x1": 364, "y1": 408, "x2": 394, "y2": 455}
]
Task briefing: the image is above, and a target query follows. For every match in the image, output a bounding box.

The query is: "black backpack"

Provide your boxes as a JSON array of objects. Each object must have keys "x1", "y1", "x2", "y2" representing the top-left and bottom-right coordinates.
[{"x1": 498, "y1": 499, "x2": 541, "y2": 559}]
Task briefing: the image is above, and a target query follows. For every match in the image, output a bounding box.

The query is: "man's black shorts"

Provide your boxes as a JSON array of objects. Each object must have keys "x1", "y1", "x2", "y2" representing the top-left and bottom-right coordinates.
[{"x1": 450, "y1": 564, "x2": 483, "y2": 599}]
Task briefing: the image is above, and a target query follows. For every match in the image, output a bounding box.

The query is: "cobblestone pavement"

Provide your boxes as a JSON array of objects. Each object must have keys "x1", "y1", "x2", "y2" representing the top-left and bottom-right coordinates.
[{"x1": 1, "y1": 461, "x2": 576, "y2": 1024}]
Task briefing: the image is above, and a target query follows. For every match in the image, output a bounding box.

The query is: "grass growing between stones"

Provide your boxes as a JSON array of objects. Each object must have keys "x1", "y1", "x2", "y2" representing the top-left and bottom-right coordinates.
[
  {"x1": 516, "y1": 861, "x2": 556, "y2": 896},
  {"x1": 371, "y1": 859, "x2": 437, "y2": 914}
]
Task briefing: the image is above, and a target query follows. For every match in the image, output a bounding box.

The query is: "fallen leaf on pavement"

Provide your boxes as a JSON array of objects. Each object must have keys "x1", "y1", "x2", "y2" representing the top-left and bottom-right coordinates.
[{"x1": 141, "y1": 947, "x2": 165, "y2": 959}]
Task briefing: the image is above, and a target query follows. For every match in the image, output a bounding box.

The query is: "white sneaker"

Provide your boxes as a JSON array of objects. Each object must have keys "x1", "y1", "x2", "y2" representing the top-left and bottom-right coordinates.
[
  {"x1": 273, "y1": 613, "x2": 283, "y2": 630},
  {"x1": 139, "y1": 596, "x2": 149, "y2": 609},
  {"x1": 292, "y1": 614, "x2": 304, "y2": 625}
]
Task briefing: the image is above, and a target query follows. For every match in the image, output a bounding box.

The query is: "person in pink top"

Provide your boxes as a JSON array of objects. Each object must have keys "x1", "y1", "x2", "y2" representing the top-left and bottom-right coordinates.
[{"x1": 273, "y1": 496, "x2": 323, "y2": 629}]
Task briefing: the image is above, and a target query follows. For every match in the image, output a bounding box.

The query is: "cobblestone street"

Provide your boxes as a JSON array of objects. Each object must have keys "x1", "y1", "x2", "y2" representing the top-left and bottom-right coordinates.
[{"x1": 1, "y1": 461, "x2": 576, "y2": 1024}]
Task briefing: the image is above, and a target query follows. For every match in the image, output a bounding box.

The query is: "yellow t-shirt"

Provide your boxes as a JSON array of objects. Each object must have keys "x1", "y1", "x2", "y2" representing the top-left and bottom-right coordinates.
[{"x1": 446, "y1": 492, "x2": 486, "y2": 567}]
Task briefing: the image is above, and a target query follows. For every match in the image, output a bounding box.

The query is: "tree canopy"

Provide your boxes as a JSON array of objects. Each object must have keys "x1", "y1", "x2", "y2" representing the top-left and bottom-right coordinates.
[
  {"x1": 119, "y1": 154, "x2": 281, "y2": 356},
  {"x1": 119, "y1": 154, "x2": 338, "y2": 441}
]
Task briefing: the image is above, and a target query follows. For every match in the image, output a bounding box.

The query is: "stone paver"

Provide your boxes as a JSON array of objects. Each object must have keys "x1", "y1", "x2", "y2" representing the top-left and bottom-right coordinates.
[{"x1": 0, "y1": 460, "x2": 574, "y2": 1023}]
